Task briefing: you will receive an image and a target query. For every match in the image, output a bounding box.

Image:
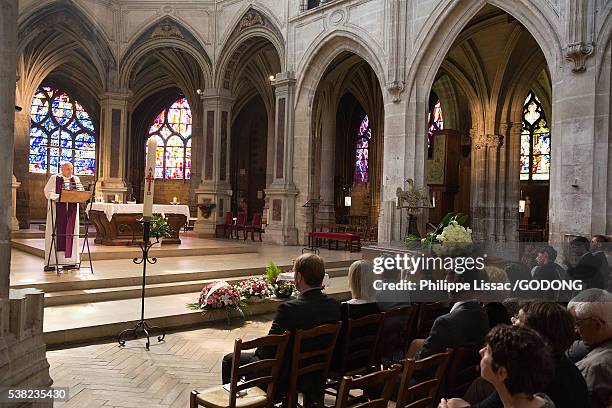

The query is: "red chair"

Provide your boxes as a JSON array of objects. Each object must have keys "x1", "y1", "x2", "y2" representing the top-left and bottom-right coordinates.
[
  {"x1": 244, "y1": 213, "x2": 264, "y2": 241},
  {"x1": 215, "y1": 212, "x2": 233, "y2": 238},
  {"x1": 229, "y1": 212, "x2": 246, "y2": 239}
]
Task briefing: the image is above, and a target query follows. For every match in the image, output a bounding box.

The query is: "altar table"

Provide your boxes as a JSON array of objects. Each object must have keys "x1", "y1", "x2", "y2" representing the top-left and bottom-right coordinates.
[{"x1": 88, "y1": 203, "x2": 190, "y2": 245}]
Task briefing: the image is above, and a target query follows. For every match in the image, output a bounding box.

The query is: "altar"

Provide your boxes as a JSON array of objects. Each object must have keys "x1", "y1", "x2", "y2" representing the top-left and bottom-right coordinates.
[{"x1": 88, "y1": 203, "x2": 190, "y2": 245}]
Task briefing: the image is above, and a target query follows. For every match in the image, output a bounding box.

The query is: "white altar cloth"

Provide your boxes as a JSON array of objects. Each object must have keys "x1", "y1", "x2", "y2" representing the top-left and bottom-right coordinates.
[{"x1": 90, "y1": 203, "x2": 190, "y2": 222}]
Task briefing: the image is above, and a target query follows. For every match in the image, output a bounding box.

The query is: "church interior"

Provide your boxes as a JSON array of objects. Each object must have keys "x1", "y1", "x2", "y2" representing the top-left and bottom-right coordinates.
[{"x1": 1, "y1": 0, "x2": 611, "y2": 407}]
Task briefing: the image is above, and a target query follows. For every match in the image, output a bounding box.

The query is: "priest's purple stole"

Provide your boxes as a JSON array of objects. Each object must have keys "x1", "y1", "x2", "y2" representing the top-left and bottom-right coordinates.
[{"x1": 55, "y1": 176, "x2": 77, "y2": 258}]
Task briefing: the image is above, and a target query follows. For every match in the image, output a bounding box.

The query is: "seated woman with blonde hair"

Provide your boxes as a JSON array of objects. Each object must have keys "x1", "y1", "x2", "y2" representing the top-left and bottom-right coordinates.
[{"x1": 341, "y1": 259, "x2": 379, "y2": 320}]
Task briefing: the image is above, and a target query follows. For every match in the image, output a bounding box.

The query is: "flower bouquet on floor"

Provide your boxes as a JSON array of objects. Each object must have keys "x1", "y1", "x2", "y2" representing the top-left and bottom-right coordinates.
[
  {"x1": 265, "y1": 261, "x2": 295, "y2": 299},
  {"x1": 237, "y1": 277, "x2": 274, "y2": 302},
  {"x1": 186, "y1": 280, "x2": 245, "y2": 323}
]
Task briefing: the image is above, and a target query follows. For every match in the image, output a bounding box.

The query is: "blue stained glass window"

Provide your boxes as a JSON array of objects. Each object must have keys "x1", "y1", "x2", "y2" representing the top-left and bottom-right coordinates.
[
  {"x1": 146, "y1": 98, "x2": 192, "y2": 180},
  {"x1": 29, "y1": 87, "x2": 96, "y2": 175},
  {"x1": 354, "y1": 115, "x2": 372, "y2": 184}
]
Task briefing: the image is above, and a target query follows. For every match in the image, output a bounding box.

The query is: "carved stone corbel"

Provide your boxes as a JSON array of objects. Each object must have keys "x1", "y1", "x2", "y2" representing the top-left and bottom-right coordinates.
[
  {"x1": 471, "y1": 132, "x2": 503, "y2": 150},
  {"x1": 386, "y1": 80, "x2": 405, "y2": 103},
  {"x1": 564, "y1": 42, "x2": 594, "y2": 73}
]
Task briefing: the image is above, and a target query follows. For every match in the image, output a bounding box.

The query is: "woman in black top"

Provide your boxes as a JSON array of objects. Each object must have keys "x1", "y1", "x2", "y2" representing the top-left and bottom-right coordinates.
[{"x1": 340, "y1": 259, "x2": 380, "y2": 319}]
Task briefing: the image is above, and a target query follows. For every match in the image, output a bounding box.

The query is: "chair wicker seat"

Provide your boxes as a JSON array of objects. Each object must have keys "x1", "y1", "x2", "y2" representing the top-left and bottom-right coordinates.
[{"x1": 191, "y1": 386, "x2": 268, "y2": 408}]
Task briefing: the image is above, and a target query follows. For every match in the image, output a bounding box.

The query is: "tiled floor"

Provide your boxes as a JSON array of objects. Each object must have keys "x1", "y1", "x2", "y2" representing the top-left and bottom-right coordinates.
[{"x1": 48, "y1": 316, "x2": 273, "y2": 407}]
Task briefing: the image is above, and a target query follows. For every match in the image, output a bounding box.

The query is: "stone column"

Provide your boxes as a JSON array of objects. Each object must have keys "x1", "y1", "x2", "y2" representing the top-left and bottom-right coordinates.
[
  {"x1": 470, "y1": 130, "x2": 503, "y2": 243},
  {"x1": 318, "y1": 103, "x2": 336, "y2": 224},
  {"x1": 264, "y1": 72, "x2": 299, "y2": 245},
  {"x1": 13, "y1": 108, "x2": 30, "y2": 228},
  {"x1": 96, "y1": 92, "x2": 131, "y2": 202},
  {"x1": 11, "y1": 175, "x2": 20, "y2": 231},
  {"x1": 1, "y1": 0, "x2": 18, "y2": 298},
  {"x1": 194, "y1": 89, "x2": 233, "y2": 237}
]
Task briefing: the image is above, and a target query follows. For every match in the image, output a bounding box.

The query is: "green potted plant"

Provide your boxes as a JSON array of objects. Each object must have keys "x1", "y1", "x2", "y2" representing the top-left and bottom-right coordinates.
[
  {"x1": 149, "y1": 214, "x2": 173, "y2": 243},
  {"x1": 265, "y1": 261, "x2": 294, "y2": 298}
]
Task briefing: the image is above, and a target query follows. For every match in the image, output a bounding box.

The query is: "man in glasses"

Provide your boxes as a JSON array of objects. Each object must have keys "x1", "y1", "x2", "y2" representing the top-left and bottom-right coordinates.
[{"x1": 567, "y1": 288, "x2": 612, "y2": 408}]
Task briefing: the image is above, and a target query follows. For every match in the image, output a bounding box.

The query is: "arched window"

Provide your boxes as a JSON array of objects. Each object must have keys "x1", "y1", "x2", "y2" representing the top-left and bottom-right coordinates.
[
  {"x1": 427, "y1": 96, "x2": 444, "y2": 158},
  {"x1": 146, "y1": 98, "x2": 192, "y2": 180},
  {"x1": 29, "y1": 87, "x2": 96, "y2": 175},
  {"x1": 520, "y1": 91, "x2": 550, "y2": 181},
  {"x1": 355, "y1": 115, "x2": 372, "y2": 184}
]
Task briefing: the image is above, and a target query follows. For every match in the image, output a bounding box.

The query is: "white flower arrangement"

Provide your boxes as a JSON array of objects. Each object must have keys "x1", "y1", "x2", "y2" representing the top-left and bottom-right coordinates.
[{"x1": 434, "y1": 220, "x2": 472, "y2": 243}]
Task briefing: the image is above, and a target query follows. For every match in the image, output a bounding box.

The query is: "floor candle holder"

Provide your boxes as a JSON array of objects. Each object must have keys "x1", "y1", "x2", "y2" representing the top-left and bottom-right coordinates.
[{"x1": 117, "y1": 218, "x2": 166, "y2": 350}]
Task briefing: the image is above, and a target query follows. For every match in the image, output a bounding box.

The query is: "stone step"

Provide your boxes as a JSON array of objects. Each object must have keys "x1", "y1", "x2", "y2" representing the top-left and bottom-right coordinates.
[
  {"x1": 12, "y1": 259, "x2": 353, "y2": 293},
  {"x1": 43, "y1": 266, "x2": 350, "y2": 306},
  {"x1": 44, "y1": 275, "x2": 351, "y2": 348}
]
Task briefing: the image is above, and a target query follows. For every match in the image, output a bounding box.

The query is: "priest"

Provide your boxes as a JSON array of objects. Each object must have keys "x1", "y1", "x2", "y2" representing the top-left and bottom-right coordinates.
[{"x1": 43, "y1": 162, "x2": 82, "y2": 271}]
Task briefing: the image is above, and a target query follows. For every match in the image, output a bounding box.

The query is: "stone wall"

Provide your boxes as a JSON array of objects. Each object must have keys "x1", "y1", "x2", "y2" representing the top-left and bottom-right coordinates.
[
  {"x1": 149, "y1": 179, "x2": 191, "y2": 206},
  {"x1": 0, "y1": 292, "x2": 53, "y2": 408}
]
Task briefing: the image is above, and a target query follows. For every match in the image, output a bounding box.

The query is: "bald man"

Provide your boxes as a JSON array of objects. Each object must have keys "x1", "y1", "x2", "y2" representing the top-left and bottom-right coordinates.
[{"x1": 43, "y1": 163, "x2": 83, "y2": 271}]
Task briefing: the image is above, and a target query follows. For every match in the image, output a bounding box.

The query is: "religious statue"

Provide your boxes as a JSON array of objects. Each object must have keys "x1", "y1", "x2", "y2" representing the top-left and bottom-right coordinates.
[
  {"x1": 43, "y1": 162, "x2": 84, "y2": 271},
  {"x1": 396, "y1": 178, "x2": 432, "y2": 238}
]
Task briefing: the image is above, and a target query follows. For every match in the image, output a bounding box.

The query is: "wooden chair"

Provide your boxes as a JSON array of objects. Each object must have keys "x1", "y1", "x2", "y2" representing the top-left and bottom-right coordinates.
[
  {"x1": 329, "y1": 314, "x2": 384, "y2": 385},
  {"x1": 230, "y1": 212, "x2": 247, "y2": 239},
  {"x1": 375, "y1": 306, "x2": 417, "y2": 368},
  {"x1": 414, "y1": 303, "x2": 451, "y2": 340},
  {"x1": 444, "y1": 346, "x2": 481, "y2": 398},
  {"x1": 394, "y1": 350, "x2": 453, "y2": 408},
  {"x1": 244, "y1": 213, "x2": 264, "y2": 241},
  {"x1": 216, "y1": 212, "x2": 233, "y2": 238},
  {"x1": 190, "y1": 332, "x2": 289, "y2": 408},
  {"x1": 334, "y1": 365, "x2": 402, "y2": 408},
  {"x1": 286, "y1": 322, "x2": 343, "y2": 408}
]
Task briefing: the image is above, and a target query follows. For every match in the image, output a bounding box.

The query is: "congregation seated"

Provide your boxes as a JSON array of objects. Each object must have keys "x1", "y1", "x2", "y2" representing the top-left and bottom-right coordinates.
[
  {"x1": 590, "y1": 235, "x2": 612, "y2": 290},
  {"x1": 221, "y1": 253, "x2": 341, "y2": 403},
  {"x1": 462, "y1": 302, "x2": 589, "y2": 408},
  {"x1": 567, "y1": 237, "x2": 608, "y2": 290},
  {"x1": 440, "y1": 325, "x2": 555, "y2": 408},
  {"x1": 409, "y1": 269, "x2": 490, "y2": 360},
  {"x1": 567, "y1": 288, "x2": 612, "y2": 408},
  {"x1": 341, "y1": 259, "x2": 379, "y2": 320}
]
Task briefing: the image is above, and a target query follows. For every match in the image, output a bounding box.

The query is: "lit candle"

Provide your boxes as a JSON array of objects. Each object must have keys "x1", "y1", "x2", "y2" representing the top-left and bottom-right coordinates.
[
  {"x1": 172, "y1": 196, "x2": 178, "y2": 204},
  {"x1": 432, "y1": 195, "x2": 436, "y2": 208},
  {"x1": 143, "y1": 138, "x2": 157, "y2": 218}
]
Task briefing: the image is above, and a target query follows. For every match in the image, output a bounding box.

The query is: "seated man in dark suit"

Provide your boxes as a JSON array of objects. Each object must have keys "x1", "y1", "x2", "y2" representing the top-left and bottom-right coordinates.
[
  {"x1": 409, "y1": 269, "x2": 489, "y2": 359},
  {"x1": 221, "y1": 253, "x2": 341, "y2": 400},
  {"x1": 532, "y1": 245, "x2": 569, "y2": 300},
  {"x1": 567, "y1": 237, "x2": 607, "y2": 290}
]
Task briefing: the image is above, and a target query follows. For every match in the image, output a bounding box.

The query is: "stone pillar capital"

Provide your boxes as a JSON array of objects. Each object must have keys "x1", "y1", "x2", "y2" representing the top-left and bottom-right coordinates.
[{"x1": 199, "y1": 88, "x2": 234, "y2": 107}]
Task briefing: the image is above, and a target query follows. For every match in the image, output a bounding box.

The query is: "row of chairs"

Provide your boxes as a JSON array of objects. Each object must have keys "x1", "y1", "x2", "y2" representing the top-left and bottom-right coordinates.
[
  {"x1": 191, "y1": 304, "x2": 481, "y2": 408},
  {"x1": 216, "y1": 212, "x2": 264, "y2": 241}
]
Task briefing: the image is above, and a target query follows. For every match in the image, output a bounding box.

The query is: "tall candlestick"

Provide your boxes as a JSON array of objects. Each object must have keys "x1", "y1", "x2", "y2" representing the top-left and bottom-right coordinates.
[{"x1": 143, "y1": 138, "x2": 157, "y2": 218}]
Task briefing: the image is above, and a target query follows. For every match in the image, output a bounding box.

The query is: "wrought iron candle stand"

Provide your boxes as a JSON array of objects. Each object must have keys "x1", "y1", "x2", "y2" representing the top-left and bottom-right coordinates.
[{"x1": 117, "y1": 218, "x2": 166, "y2": 350}]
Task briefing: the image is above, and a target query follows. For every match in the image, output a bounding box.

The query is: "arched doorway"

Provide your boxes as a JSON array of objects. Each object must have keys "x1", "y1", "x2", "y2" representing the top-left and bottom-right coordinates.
[
  {"x1": 310, "y1": 52, "x2": 384, "y2": 235},
  {"x1": 425, "y1": 4, "x2": 552, "y2": 243}
]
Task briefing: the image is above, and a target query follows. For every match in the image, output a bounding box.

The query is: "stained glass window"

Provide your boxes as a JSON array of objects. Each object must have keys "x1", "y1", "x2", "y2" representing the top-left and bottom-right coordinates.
[
  {"x1": 355, "y1": 115, "x2": 372, "y2": 184},
  {"x1": 29, "y1": 87, "x2": 96, "y2": 175},
  {"x1": 520, "y1": 91, "x2": 550, "y2": 181},
  {"x1": 146, "y1": 98, "x2": 192, "y2": 180},
  {"x1": 427, "y1": 97, "x2": 443, "y2": 158}
]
